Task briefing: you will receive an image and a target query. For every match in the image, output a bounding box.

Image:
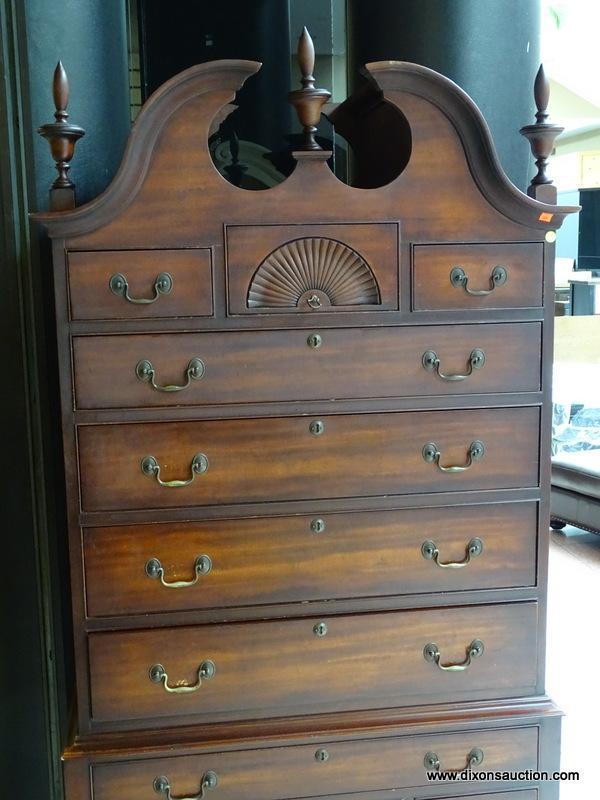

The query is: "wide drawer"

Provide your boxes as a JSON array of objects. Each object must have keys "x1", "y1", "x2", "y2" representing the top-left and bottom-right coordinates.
[
  {"x1": 88, "y1": 603, "x2": 538, "y2": 725},
  {"x1": 72, "y1": 323, "x2": 542, "y2": 409},
  {"x1": 91, "y1": 727, "x2": 538, "y2": 800},
  {"x1": 78, "y1": 407, "x2": 540, "y2": 512},
  {"x1": 83, "y1": 502, "x2": 538, "y2": 617},
  {"x1": 426, "y1": 794, "x2": 537, "y2": 800},
  {"x1": 67, "y1": 249, "x2": 213, "y2": 320},
  {"x1": 412, "y1": 243, "x2": 543, "y2": 311}
]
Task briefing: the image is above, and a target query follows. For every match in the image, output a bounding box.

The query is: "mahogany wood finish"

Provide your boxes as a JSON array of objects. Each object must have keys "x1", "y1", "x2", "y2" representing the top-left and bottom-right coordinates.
[
  {"x1": 88, "y1": 603, "x2": 538, "y2": 728},
  {"x1": 78, "y1": 407, "x2": 540, "y2": 512},
  {"x1": 412, "y1": 243, "x2": 543, "y2": 311},
  {"x1": 73, "y1": 323, "x2": 541, "y2": 409},
  {"x1": 226, "y1": 223, "x2": 398, "y2": 313},
  {"x1": 428, "y1": 794, "x2": 537, "y2": 800},
  {"x1": 91, "y1": 726, "x2": 538, "y2": 799},
  {"x1": 37, "y1": 61, "x2": 85, "y2": 211},
  {"x1": 67, "y1": 249, "x2": 213, "y2": 319},
  {"x1": 34, "y1": 45, "x2": 575, "y2": 800},
  {"x1": 83, "y1": 502, "x2": 538, "y2": 617}
]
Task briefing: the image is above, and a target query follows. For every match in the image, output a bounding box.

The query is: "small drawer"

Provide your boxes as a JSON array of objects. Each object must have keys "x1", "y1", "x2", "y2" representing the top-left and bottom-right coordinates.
[
  {"x1": 77, "y1": 407, "x2": 540, "y2": 512},
  {"x1": 88, "y1": 602, "x2": 538, "y2": 726},
  {"x1": 226, "y1": 222, "x2": 399, "y2": 314},
  {"x1": 72, "y1": 322, "x2": 541, "y2": 409},
  {"x1": 412, "y1": 243, "x2": 543, "y2": 311},
  {"x1": 91, "y1": 727, "x2": 538, "y2": 800},
  {"x1": 67, "y1": 249, "x2": 213, "y2": 320},
  {"x1": 83, "y1": 502, "x2": 537, "y2": 617}
]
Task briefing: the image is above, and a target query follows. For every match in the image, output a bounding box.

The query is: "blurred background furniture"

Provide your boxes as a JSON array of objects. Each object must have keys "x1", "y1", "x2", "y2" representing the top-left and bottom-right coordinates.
[
  {"x1": 550, "y1": 451, "x2": 600, "y2": 533},
  {"x1": 552, "y1": 315, "x2": 600, "y2": 531},
  {"x1": 554, "y1": 256, "x2": 574, "y2": 315}
]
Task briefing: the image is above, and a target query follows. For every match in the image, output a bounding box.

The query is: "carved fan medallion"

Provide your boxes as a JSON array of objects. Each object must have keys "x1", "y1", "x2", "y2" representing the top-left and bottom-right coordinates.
[{"x1": 247, "y1": 237, "x2": 381, "y2": 310}]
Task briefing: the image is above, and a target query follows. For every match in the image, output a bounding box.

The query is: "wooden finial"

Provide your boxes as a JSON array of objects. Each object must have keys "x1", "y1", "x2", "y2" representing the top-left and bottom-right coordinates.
[
  {"x1": 38, "y1": 61, "x2": 85, "y2": 211},
  {"x1": 288, "y1": 27, "x2": 331, "y2": 150},
  {"x1": 520, "y1": 64, "x2": 563, "y2": 201}
]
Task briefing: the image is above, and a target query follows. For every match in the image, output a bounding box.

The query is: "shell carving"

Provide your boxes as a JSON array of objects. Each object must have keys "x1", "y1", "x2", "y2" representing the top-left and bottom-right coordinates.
[{"x1": 247, "y1": 237, "x2": 381, "y2": 309}]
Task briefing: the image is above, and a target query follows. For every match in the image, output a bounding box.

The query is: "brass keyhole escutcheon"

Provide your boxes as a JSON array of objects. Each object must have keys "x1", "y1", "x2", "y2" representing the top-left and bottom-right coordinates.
[
  {"x1": 315, "y1": 748, "x2": 330, "y2": 762},
  {"x1": 313, "y1": 621, "x2": 328, "y2": 637},
  {"x1": 311, "y1": 518, "x2": 326, "y2": 533},
  {"x1": 307, "y1": 332, "x2": 322, "y2": 349},
  {"x1": 309, "y1": 420, "x2": 324, "y2": 436}
]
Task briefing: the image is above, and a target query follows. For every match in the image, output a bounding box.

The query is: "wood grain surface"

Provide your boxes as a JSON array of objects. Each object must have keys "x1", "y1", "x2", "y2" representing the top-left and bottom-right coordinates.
[
  {"x1": 91, "y1": 727, "x2": 538, "y2": 800},
  {"x1": 72, "y1": 323, "x2": 541, "y2": 409},
  {"x1": 78, "y1": 407, "x2": 541, "y2": 512},
  {"x1": 83, "y1": 502, "x2": 538, "y2": 617},
  {"x1": 412, "y1": 243, "x2": 543, "y2": 311},
  {"x1": 88, "y1": 602, "x2": 538, "y2": 726},
  {"x1": 67, "y1": 249, "x2": 213, "y2": 320}
]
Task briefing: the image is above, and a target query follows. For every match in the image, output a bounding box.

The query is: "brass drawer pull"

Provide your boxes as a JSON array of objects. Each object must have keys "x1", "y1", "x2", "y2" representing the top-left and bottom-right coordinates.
[
  {"x1": 424, "y1": 747, "x2": 484, "y2": 772},
  {"x1": 136, "y1": 357, "x2": 205, "y2": 392},
  {"x1": 153, "y1": 771, "x2": 218, "y2": 800},
  {"x1": 422, "y1": 440, "x2": 485, "y2": 472},
  {"x1": 423, "y1": 639, "x2": 484, "y2": 671},
  {"x1": 109, "y1": 271, "x2": 173, "y2": 304},
  {"x1": 421, "y1": 537, "x2": 483, "y2": 568},
  {"x1": 450, "y1": 265, "x2": 507, "y2": 295},
  {"x1": 141, "y1": 453, "x2": 209, "y2": 487},
  {"x1": 149, "y1": 660, "x2": 216, "y2": 693},
  {"x1": 145, "y1": 555, "x2": 212, "y2": 587},
  {"x1": 422, "y1": 348, "x2": 485, "y2": 381}
]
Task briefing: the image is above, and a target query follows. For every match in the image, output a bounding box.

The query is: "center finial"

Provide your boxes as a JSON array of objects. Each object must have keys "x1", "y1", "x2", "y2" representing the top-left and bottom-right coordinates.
[{"x1": 288, "y1": 27, "x2": 331, "y2": 150}]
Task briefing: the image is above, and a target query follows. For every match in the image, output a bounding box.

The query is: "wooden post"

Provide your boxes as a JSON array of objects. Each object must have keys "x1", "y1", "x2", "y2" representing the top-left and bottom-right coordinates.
[
  {"x1": 38, "y1": 61, "x2": 85, "y2": 211},
  {"x1": 288, "y1": 27, "x2": 331, "y2": 151},
  {"x1": 520, "y1": 64, "x2": 564, "y2": 203}
]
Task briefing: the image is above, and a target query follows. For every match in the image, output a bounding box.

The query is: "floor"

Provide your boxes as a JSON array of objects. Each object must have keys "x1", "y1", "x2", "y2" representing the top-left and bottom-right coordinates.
[{"x1": 546, "y1": 525, "x2": 600, "y2": 798}]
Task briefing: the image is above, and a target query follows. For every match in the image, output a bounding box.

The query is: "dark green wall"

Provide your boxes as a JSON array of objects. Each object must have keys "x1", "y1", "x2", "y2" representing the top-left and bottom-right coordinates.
[
  {"x1": 26, "y1": 0, "x2": 130, "y2": 208},
  {"x1": 0, "y1": 2, "x2": 130, "y2": 799}
]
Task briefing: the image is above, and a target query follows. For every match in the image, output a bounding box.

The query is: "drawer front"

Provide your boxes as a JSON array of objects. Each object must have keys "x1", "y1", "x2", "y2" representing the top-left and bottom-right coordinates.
[
  {"x1": 426, "y1": 794, "x2": 537, "y2": 800},
  {"x1": 88, "y1": 603, "x2": 538, "y2": 725},
  {"x1": 78, "y1": 408, "x2": 540, "y2": 512},
  {"x1": 412, "y1": 243, "x2": 543, "y2": 311},
  {"x1": 225, "y1": 222, "x2": 399, "y2": 314},
  {"x1": 84, "y1": 502, "x2": 537, "y2": 617},
  {"x1": 91, "y1": 727, "x2": 538, "y2": 800},
  {"x1": 67, "y1": 250, "x2": 213, "y2": 320},
  {"x1": 72, "y1": 323, "x2": 541, "y2": 409}
]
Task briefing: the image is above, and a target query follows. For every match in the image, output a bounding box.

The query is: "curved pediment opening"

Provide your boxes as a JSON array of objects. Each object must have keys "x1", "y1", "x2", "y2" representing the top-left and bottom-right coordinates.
[
  {"x1": 209, "y1": 72, "x2": 412, "y2": 191},
  {"x1": 325, "y1": 75, "x2": 412, "y2": 189},
  {"x1": 247, "y1": 237, "x2": 381, "y2": 309}
]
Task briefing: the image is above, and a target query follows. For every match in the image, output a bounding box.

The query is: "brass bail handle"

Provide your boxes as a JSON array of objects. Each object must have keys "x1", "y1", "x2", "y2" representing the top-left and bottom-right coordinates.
[
  {"x1": 136, "y1": 357, "x2": 205, "y2": 392},
  {"x1": 141, "y1": 453, "x2": 209, "y2": 487},
  {"x1": 422, "y1": 348, "x2": 485, "y2": 381},
  {"x1": 423, "y1": 639, "x2": 484, "y2": 671},
  {"x1": 450, "y1": 265, "x2": 507, "y2": 296},
  {"x1": 145, "y1": 555, "x2": 212, "y2": 588},
  {"x1": 149, "y1": 660, "x2": 216, "y2": 694},
  {"x1": 109, "y1": 271, "x2": 173, "y2": 304},
  {"x1": 424, "y1": 747, "x2": 484, "y2": 773},
  {"x1": 153, "y1": 771, "x2": 218, "y2": 800},
  {"x1": 422, "y1": 440, "x2": 485, "y2": 473},
  {"x1": 421, "y1": 537, "x2": 483, "y2": 568}
]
